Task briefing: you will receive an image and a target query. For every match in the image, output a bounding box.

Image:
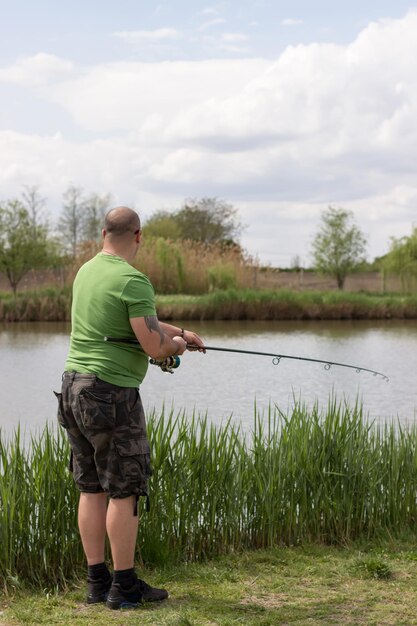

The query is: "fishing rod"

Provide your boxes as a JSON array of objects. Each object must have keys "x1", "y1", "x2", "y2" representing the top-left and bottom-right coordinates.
[{"x1": 104, "y1": 336, "x2": 389, "y2": 381}]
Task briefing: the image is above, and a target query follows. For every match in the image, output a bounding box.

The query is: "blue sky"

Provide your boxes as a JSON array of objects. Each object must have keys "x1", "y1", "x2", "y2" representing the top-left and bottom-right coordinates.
[
  {"x1": 2, "y1": 1, "x2": 413, "y2": 61},
  {"x1": 1, "y1": 1, "x2": 416, "y2": 265}
]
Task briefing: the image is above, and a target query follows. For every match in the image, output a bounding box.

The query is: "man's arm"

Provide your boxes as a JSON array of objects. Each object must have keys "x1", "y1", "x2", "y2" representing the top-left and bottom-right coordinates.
[{"x1": 130, "y1": 316, "x2": 186, "y2": 359}]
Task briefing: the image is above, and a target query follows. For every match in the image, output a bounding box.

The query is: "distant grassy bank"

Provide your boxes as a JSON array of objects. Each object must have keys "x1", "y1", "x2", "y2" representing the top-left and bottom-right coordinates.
[
  {"x1": 0, "y1": 288, "x2": 71, "y2": 322},
  {"x1": 156, "y1": 288, "x2": 417, "y2": 320},
  {"x1": 2, "y1": 287, "x2": 417, "y2": 322}
]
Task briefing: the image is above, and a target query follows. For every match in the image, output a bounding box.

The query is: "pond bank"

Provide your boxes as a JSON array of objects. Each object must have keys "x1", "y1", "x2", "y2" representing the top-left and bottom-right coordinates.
[{"x1": 1, "y1": 287, "x2": 417, "y2": 321}]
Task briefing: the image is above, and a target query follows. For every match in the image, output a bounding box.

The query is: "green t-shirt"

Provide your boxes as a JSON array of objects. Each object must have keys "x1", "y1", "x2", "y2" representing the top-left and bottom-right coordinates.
[{"x1": 65, "y1": 253, "x2": 157, "y2": 387}]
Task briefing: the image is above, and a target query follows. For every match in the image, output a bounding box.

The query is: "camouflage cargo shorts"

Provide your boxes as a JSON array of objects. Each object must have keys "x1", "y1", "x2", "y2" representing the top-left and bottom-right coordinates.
[{"x1": 54, "y1": 371, "x2": 152, "y2": 500}]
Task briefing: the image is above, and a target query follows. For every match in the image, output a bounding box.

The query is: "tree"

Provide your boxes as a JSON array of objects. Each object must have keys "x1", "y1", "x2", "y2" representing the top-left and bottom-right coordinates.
[
  {"x1": 82, "y1": 192, "x2": 113, "y2": 242},
  {"x1": 143, "y1": 198, "x2": 244, "y2": 245},
  {"x1": 383, "y1": 226, "x2": 417, "y2": 292},
  {"x1": 175, "y1": 197, "x2": 243, "y2": 245},
  {"x1": 143, "y1": 210, "x2": 182, "y2": 240},
  {"x1": 21, "y1": 185, "x2": 48, "y2": 235},
  {"x1": 58, "y1": 185, "x2": 87, "y2": 257},
  {"x1": 0, "y1": 200, "x2": 56, "y2": 296},
  {"x1": 290, "y1": 255, "x2": 303, "y2": 271},
  {"x1": 311, "y1": 206, "x2": 367, "y2": 290}
]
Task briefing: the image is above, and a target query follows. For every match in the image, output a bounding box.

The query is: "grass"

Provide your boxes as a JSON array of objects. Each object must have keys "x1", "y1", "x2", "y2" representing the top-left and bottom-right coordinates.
[
  {"x1": 3, "y1": 401, "x2": 417, "y2": 592},
  {"x1": 157, "y1": 288, "x2": 417, "y2": 320},
  {"x1": 0, "y1": 288, "x2": 71, "y2": 322},
  {"x1": 2, "y1": 286, "x2": 417, "y2": 321},
  {"x1": 3, "y1": 402, "x2": 417, "y2": 623},
  {"x1": 2, "y1": 543, "x2": 417, "y2": 625},
  {"x1": 0, "y1": 425, "x2": 83, "y2": 587}
]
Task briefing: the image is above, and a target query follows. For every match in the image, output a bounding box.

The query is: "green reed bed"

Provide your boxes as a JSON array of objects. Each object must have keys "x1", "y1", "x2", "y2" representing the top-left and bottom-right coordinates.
[
  {"x1": 1, "y1": 401, "x2": 417, "y2": 589},
  {"x1": 0, "y1": 425, "x2": 82, "y2": 589},
  {"x1": 2, "y1": 287, "x2": 417, "y2": 322},
  {"x1": 156, "y1": 288, "x2": 417, "y2": 320},
  {"x1": 0, "y1": 288, "x2": 71, "y2": 322}
]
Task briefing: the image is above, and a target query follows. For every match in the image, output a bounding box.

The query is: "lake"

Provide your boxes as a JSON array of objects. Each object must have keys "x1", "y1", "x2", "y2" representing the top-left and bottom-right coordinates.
[{"x1": 0, "y1": 319, "x2": 416, "y2": 435}]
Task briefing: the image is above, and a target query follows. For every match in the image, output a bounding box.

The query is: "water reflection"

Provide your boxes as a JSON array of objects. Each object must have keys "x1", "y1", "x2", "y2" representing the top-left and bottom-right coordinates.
[{"x1": 0, "y1": 320, "x2": 415, "y2": 434}]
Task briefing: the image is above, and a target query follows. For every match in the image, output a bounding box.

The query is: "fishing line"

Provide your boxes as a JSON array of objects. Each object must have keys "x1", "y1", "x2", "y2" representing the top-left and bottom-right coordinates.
[{"x1": 104, "y1": 336, "x2": 389, "y2": 381}]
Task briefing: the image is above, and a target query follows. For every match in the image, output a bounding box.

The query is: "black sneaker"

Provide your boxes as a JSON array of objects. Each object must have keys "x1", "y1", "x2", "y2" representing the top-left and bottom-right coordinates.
[
  {"x1": 137, "y1": 578, "x2": 169, "y2": 603},
  {"x1": 106, "y1": 577, "x2": 168, "y2": 610},
  {"x1": 86, "y1": 574, "x2": 112, "y2": 604}
]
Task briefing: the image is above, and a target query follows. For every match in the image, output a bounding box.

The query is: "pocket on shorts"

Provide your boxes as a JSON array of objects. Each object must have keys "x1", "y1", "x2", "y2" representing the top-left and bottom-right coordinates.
[
  {"x1": 79, "y1": 388, "x2": 116, "y2": 430},
  {"x1": 53, "y1": 391, "x2": 69, "y2": 429},
  {"x1": 114, "y1": 438, "x2": 152, "y2": 494}
]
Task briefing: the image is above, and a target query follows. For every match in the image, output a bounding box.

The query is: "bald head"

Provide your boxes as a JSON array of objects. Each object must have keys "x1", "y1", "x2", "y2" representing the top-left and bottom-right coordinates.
[{"x1": 104, "y1": 206, "x2": 141, "y2": 237}]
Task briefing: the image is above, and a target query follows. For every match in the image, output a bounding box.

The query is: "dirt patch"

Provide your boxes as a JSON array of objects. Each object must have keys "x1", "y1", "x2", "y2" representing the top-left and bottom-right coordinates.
[{"x1": 240, "y1": 593, "x2": 288, "y2": 609}]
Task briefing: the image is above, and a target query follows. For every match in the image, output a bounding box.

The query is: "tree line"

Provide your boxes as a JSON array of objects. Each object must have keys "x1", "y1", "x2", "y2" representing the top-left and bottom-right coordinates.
[
  {"x1": 0, "y1": 185, "x2": 416, "y2": 294},
  {"x1": 0, "y1": 186, "x2": 245, "y2": 295}
]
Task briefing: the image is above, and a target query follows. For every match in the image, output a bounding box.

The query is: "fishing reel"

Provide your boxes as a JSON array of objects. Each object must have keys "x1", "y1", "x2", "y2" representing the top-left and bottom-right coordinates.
[{"x1": 149, "y1": 355, "x2": 181, "y2": 374}]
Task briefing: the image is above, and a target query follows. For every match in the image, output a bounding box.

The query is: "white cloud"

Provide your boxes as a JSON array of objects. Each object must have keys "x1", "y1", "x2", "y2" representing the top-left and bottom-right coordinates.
[
  {"x1": 198, "y1": 31, "x2": 250, "y2": 55},
  {"x1": 281, "y1": 18, "x2": 304, "y2": 26},
  {"x1": 0, "y1": 129, "x2": 158, "y2": 211},
  {"x1": 201, "y1": 6, "x2": 220, "y2": 16},
  {"x1": 0, "y1": 53, "x2": 74, "y2": 87},
  {"x1": 159, "y1": 11, "x2": 417, "y2": 174},
  {"x1": 222, "y1": 33, "x2": 249, "y2": 43},
  {"x1": 112, "y1": 28, "x2": 182, "y2": 43},
  {"x1": 1, "y1": 11, "x2": 417, "y2": 264},
  {"x1": 44, "y1": 59, "x2": 267, "y2": 133},
  {"x1": 197, "y1": 18, "x2": 226, "y2": 31}
]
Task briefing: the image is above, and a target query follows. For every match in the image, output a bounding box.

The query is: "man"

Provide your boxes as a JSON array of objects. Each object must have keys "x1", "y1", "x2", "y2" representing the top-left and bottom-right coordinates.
[{"x1": 55, "y1": 206, "x2": 205, "y2": 610}]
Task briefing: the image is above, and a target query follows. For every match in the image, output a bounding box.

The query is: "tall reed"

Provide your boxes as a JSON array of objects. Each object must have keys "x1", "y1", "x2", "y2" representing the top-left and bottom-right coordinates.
[
  {"x1": 1, "y1": 401, "x2": 417, "y2": 589},
  {"x1": 0, "y1": 426, "x2": 82, "y2": 588},
  {"x1": 136, "y1": 238, "x2": 251, "y2": 294}
]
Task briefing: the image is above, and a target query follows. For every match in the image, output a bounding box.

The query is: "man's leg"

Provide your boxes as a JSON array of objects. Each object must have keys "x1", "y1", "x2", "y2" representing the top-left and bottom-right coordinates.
[
  {"x1": 78, "y1": 492, "x2": 112, "y2": 604},
  {"x1": 106, "y1": 496, "x2": 138, "y2": 570},
  {"x1": 78, "y1": 492, "x2": 108, "y2": 564},
  {"x1": 105, "y1": 495, "x2": 168, "y2": 609}
]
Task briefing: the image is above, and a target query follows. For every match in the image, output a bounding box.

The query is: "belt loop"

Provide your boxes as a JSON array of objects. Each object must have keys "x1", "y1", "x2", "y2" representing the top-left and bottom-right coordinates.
[{"x1": 62, "y1": 371, "x2": 76, "y2": 383}]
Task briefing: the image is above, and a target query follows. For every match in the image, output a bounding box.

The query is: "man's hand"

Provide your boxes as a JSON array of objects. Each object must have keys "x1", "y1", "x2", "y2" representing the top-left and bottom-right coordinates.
[
  {"x1": 182, "y1": 329, "x2": 206, "y2": 353},
  {"x1": 172, "y1": 336, "x2": 187, "y2": 355}
]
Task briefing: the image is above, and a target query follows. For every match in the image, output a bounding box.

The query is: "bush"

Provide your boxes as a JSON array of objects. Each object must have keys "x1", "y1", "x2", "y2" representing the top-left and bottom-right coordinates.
[{"x1": 207, "y1": 263, "x2": 237, "y2": 291}]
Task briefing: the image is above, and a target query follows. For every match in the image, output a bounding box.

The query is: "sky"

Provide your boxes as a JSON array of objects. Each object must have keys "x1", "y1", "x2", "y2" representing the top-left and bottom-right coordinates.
[{"x1": 1, "y1": 0, "x2": 416, "y2": 267}]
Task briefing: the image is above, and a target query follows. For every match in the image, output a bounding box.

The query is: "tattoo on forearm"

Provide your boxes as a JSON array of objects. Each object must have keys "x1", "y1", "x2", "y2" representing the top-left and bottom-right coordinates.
[{"x1": 144, "y1": 315, "x2": 165, "y2": 345}]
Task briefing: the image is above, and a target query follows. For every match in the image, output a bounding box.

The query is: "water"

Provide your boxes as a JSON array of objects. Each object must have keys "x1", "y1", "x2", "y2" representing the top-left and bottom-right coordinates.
[{"x1": 1, "y1": 319, "x2": 416, "y2": 434}]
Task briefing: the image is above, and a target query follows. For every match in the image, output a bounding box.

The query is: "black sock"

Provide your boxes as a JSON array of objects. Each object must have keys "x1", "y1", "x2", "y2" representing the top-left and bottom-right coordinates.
[
  {"x1": 114, "y1": 567, "x2": 136, "y2": 588},
  {"x1": 87, "y1": 562, "x2": 110, "y2": 581}
]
